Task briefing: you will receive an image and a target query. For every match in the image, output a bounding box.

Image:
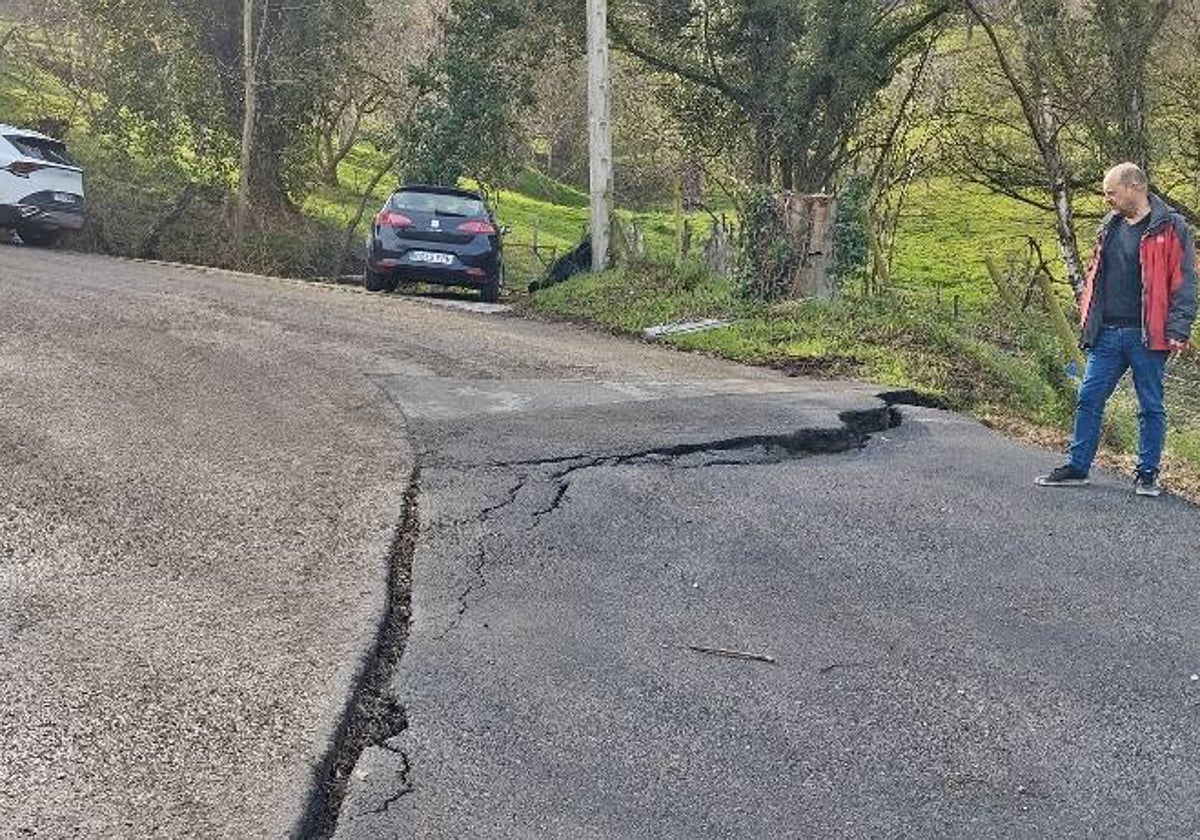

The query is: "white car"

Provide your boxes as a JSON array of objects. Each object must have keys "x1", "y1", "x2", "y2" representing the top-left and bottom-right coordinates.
[{"x1": 0, "y1": 124, "x2": 85, "y2": 247}]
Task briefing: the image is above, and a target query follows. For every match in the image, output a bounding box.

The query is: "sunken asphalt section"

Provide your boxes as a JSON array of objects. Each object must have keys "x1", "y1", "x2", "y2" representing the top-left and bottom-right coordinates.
[{"x1": 334, "y1": 367, "x2": 1200, "y2": 834}]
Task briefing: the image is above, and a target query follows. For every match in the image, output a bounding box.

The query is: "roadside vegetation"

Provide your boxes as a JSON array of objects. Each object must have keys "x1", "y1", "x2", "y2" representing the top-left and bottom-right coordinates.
[{"x1": 525, "y1": 173, "x2": 1200, "y2": 497}]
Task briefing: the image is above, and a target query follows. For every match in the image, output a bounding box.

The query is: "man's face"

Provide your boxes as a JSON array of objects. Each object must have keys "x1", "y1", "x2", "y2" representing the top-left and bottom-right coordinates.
[{"x1": 1102, "y1": 175, "x2": 1146, "y2": 218}]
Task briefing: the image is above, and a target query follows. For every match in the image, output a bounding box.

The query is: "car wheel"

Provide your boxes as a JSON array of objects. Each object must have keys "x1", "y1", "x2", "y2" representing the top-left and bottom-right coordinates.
[
  {"x1": 364, "y1": 265, "x2": 397, "y2": 293},
  {"x1": 481, "y1": 263, "x2": 504, "y2": 303},
  {"x1": 16, "y1": 226, "x2": 60, "y2": 248}
]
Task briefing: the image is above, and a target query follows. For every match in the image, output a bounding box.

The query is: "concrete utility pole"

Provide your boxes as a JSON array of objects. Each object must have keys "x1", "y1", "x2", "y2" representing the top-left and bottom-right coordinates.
[{"x1": 586, "y1": 0, "x2": 613, "y2": 271}]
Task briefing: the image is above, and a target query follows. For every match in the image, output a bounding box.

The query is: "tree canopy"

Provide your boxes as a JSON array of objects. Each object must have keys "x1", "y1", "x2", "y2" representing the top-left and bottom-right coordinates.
[{"x1": 609, "y1": 0, "x2": 951, "y2": 191}]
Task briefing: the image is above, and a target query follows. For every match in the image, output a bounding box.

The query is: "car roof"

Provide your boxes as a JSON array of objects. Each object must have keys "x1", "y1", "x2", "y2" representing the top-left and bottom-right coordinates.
[
  {"x1": 396, "y1": 184, "x2": 484, "y2": 201},
  {"x1": 0, "y1": 124, "x2": 60, "y2": 142}
]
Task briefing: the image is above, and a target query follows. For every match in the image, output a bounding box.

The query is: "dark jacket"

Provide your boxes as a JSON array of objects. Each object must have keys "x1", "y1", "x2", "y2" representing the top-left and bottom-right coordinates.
[{"x1": 1078, "y1": 194, "x2": 1198, "y2": 350}]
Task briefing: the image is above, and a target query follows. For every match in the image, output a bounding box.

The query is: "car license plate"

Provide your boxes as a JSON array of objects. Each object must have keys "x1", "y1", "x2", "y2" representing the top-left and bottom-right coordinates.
[
  {"x1": 409, "y1": 251, "x2": 453, "y2": 265},
  {"x1": 53, "y1": 192, "x2": 77, "y2": 203}
]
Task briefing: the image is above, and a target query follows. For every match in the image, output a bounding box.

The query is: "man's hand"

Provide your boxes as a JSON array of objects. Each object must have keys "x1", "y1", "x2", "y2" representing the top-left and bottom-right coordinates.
[{"x1": 1167, "y1": 338, "x2": 1190, "y2": 360}]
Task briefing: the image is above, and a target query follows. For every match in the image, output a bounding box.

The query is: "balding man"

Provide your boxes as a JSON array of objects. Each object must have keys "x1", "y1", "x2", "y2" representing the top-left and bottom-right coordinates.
[{"x1": 1037, "y1": 162, "x2": 1196, "y2": 496}]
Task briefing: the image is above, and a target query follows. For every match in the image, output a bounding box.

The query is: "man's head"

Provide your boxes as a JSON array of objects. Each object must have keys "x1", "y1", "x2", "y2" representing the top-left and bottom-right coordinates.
[{"x1": 1102, "y1": 162, "x2": 1151, "y2": 220}]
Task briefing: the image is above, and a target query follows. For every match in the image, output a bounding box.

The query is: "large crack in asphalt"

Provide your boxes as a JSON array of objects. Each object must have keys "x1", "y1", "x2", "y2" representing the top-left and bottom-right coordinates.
[
  {"x1": 444, "y1": 404, "x2": 902, "y2": 629},
  {"x1": 432, "y1": 473, "x2": 530, "y2": 640},
  {"x1": 296, "y1": 470, "x2": 420, "y2": 840},
  {"x1": 317, "y1": 396, "x2": 909, "y2": 836},
  {"x1": 537, "y1": 404, "x2": 898, "y2": 516},
  {"x1": 473, "y1": 405, "x2": 897, "y2": 474},
  {"x1": 356, "y1": 743, "x2": 414, "y2": 817}
]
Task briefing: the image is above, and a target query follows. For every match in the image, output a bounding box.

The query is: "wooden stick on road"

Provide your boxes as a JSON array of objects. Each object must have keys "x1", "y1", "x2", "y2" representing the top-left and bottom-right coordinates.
[{"x1": 686, "y1": 645, "x2": 777, "y2": 664}]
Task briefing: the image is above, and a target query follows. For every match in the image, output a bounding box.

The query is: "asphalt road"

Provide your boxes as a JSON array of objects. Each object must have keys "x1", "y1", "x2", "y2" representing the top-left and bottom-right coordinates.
[
  {"x1": 0, "y1": 248, "x2": 425, "y2": 837},
  {"x1": 6, "y1": 248, "x2": 1200, "y2": 839},
  {"x1": 0, "y1": 248, "x2": 883, "y2": 838},
  {"x1": 335, "y1": 402, "x2": 1200, "y2": 838},
  {"x1": 329, "y1": 307, "x2": 1200, "y2": 835}
]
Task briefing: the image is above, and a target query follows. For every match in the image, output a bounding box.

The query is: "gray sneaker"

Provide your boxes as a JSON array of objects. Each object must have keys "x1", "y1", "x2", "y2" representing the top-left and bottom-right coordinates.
[
  {"x1": 1035, "y1": 464, "x2": 1090, "y2": 486},
  {"x1": 1135, "y1": 471, "x2": 1162, "y2": 497}
]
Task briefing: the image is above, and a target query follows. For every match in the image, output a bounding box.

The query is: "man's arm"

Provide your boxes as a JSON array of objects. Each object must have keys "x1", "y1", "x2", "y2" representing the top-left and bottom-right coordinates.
[{"x1": 1169, "y1": 217, "x2": 1198, "y2": 342}]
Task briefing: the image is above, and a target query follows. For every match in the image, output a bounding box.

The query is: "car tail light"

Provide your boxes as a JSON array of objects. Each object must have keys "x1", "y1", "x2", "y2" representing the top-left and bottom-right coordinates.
[
  {"x1": 376, "y1": 211, "x2": 414, "y2": 229},
  {"x1": 465, "y1": 267, "x2": 486, "y2": 278},
  {"x1": 7, "y1": 160, "x2": 45, "y2": 177},
  {"x1": 456, "y1": 220, "x2": 496, "y2": 235}
]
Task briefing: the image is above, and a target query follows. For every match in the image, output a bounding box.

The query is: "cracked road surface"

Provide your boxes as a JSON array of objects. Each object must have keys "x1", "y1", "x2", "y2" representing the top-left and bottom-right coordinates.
[
  {"x1": 0, "y1": 248, "x2": 880, "y2": 838},
  {"x1": 335, "y1": 348, "x2": 1200, "y2": 835},
  {"x1": 7, "y1": 250, "x2": 1200, "y2": 838}
]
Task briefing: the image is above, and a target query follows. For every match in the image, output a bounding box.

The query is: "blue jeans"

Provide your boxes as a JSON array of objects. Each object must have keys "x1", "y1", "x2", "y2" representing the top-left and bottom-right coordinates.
[{"x1": 1068, "y1": 326, "x2": 1168, "y2": 476}]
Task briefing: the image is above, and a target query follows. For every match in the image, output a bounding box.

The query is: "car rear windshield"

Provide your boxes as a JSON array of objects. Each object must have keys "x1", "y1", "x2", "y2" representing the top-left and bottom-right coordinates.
[
  {"x1": 6, "y1": 135, "x2": 77, "y2": 167},
  {"x1": 389, "y1": 191, "x2": 485, "y2": 217}
]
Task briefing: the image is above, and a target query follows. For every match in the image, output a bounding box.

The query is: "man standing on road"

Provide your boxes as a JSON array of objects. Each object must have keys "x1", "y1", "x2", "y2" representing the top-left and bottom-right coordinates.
[{"x1": 1037, "y1": 162, "x2": 1197, "y2": 496}]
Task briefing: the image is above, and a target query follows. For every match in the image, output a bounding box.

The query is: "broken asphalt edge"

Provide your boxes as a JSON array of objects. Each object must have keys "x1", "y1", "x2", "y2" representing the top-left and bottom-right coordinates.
[
  {"x1": 315, "y1": 390, "x2": 922, "y2": 836},
  {"x1": 292, "y1": 470, "x2": 421, "y2": 840}
]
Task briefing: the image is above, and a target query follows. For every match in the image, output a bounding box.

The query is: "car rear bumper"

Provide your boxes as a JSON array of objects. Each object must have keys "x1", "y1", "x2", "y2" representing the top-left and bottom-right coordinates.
[
  {"x1": 0, "y1": 202, "x2": 86, "y2": 230},
  {"x1": 376, "y1": 263, "x2": 490, "y2": 287},
  {"x1": 368, "y1": 247, "x2": 498, "y2": 287}
]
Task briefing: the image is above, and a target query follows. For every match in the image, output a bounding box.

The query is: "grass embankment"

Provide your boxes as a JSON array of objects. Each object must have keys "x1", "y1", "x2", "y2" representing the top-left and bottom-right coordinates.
[
  {"x1": 530, "y1": 179, "x2": 1200, "y2": 499},
  {"x1": 532, "y1": 258, "x2": 1074, "y2": 426}
]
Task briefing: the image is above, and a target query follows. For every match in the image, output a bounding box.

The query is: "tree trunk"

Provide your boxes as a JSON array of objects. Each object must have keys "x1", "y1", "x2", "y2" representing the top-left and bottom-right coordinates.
[
  {"x1": 321, "y1": 130, "x2": 339, "y2": 187},
  {"x1": 679, "y1": 158, "x2": 703, "y2": 211},
  {"x1": 752, "y1": 119, "x2": 772, "y2": 183},
  {"x1": 780, "y1": 193, "x2": 837, "y2": 299},
  {"x1": 232, "y1": 0, "x2": 290, "y2": 222},
  {"x1": 1051, "y1": 172, "x2": 1085, "y2": 294},
  {"x1": 1120, "y1": 76, "x2": 1149, "y2": 171},
  {"x1": 247, "y1": 83, "x2": 289, "y2": 210},
  {"x1": 965, "y1": 0, "x2": 1085, "y2": 291},
  {"x1": 1039, "y1": 87, "x2": 1085, "y2": 292},
  {"x1": 1091, "y1": 0, "x2": 1168, "y2": 173},
  {"x1": 780, "y1": 156, "x2": 794, "y2": 191},
  {"x1": 321, "y1": 105, "x2": 367, "y2": 188}
]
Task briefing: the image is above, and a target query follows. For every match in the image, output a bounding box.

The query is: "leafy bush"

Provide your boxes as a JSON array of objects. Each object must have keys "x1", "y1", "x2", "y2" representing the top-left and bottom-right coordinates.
[
  {"x1": 833, "y1": 174, "x2": 870, "y2": 288},
  {"x1": 737, "y1": 186, "x2": 797, "y2": 302},
  {"x1": 64, "y1": 161, "x2": 355, "y2": 278}
]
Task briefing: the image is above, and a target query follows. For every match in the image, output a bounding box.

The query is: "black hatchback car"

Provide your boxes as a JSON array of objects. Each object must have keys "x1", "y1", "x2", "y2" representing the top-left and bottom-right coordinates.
[{"x1": 364, "y1": 184, "x2": 506, "y2": 301}]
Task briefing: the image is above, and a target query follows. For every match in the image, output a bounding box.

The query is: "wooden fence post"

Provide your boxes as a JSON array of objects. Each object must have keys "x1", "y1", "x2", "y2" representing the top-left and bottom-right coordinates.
[
  {"x1": 1034, "y1": 266, "x2": 1085, "y2": 371},
  {"x1": 983, "y1": 255, "x2": 1018, "y2": 311},
  {"x1": 865, "y1": 211, "x2": 891, "y2": 296},
  {"x1": 703, "y1": 218, "x2": 734, "y2": 278}
]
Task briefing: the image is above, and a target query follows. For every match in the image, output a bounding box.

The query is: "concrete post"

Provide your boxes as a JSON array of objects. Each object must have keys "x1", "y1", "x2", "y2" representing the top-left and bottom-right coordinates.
[{"x1": 586, "y1": 0, "x2": 613, "y2": 271}]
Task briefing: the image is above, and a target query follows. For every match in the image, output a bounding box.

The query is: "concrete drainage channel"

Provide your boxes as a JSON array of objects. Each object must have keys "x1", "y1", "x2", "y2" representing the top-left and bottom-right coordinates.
[{"x1": 299, "y1": 391, "x2": 923, "y2": 838}]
